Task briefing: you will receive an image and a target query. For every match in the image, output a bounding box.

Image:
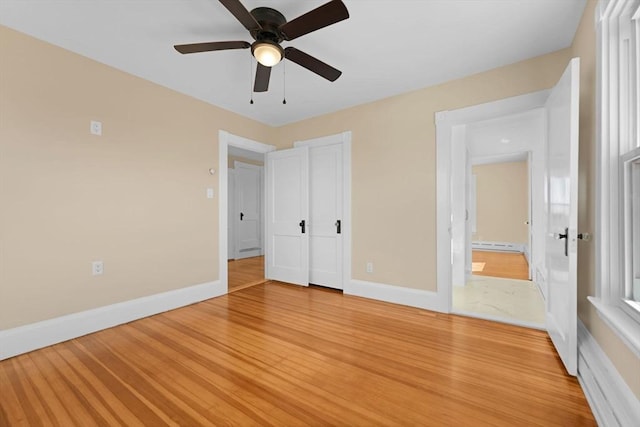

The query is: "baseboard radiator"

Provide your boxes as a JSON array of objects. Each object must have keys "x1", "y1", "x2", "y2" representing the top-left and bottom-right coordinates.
[
  {"x1": 472, "y1": 241, "x2": 524, "y2": 253},
  {"x1": 577, "y1": 321, "x2": 640, "y2": 426}
]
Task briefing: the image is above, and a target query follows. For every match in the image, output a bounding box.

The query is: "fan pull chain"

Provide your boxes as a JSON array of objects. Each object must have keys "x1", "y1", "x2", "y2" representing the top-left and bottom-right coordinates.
[
  {"x1": 282, "y1": 59, "x2": 287, "y2": 105},
  {"x1": 249, "y1": 55, "x2": 254, "y2": 105}
]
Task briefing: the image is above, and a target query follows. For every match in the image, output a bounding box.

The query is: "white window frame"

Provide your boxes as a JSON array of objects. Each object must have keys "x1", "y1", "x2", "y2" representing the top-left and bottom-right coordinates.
[
  {"x1": 590, "y1": 0, "x2": 640, "y2": 357},
  {"x1": 622, "y1": 147, "x2": 640, "y2": 311}
]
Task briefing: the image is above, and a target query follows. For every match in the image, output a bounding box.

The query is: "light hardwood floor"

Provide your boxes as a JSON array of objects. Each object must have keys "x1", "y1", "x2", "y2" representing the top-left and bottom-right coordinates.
[
  {"x1": 473, "y1": 250, "x2": 530, "y2": 280},
  {"x1": 228, "y1": 255, "x2": 265, "y2": 292},
  {"x1": 0, "y1": 282, "x2": 595, "y2": 426}
]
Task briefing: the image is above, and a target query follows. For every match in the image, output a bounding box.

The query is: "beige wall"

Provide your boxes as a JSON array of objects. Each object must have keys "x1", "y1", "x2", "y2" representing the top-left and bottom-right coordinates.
[
  {"x1": 1, "y1": 23, "x2": 571, "y2": 325},
  {"x1": 0, "y1": 26, "x2": 275, "y2": 329},
  {"x1": 570, "y1": 1, "x2": 640, "y2": 398},
  {"x1": 472, "y1": 161, "x2": 528, "y2": 244},
  {"x1": 275, "y1": 49, "x2": 571, "y2": 289}
]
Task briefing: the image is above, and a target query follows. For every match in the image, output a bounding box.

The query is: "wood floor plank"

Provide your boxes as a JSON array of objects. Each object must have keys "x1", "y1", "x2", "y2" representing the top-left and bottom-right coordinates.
[
  {"x1": 228, "y1": 256, "x2": 265, "y2": 292},
  {"x1": 20, "y1": 351, "x2": 80, "y2": 426},
  {"x1": 473, "y1": 250, "x2": 530, "y2": 280},
  {"x1": 0, "y1": 281, "x2": 596, "y2": 426},
  {"x1": 53, "y1": 343, "x2": 146, "y2": 427},
  {"x1": 115, "y1": 324, "x2": 271, "y2": 426}
]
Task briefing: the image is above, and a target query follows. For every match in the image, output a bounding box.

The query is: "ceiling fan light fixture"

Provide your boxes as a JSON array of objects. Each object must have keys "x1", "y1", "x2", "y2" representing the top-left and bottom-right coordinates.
[{"x1": 252, "y1": 41, "x2": 284, "y2": 67}]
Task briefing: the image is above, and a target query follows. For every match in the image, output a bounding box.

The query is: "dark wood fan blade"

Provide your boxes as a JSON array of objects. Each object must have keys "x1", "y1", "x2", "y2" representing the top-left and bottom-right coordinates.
[
  {"x1": 254, "y1": 63, "x2": 272, "y2": 92},
  {"x1": 285, "y1": 47, "x2": 342, "y2": 82},
  {"x1": 174, "y1": 41, "x2": 250, "y2": 54},
  {"x1": 219, "y1": 0, "x2": 262, "y2": 32},
  {"x1": 279, "y1": 0, "x2": 349, "y2": 41}
]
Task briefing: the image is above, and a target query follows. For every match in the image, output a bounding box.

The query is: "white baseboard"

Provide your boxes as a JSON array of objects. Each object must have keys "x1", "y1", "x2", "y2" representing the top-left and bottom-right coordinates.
[
  {"x1": 0, "y1": 280, "x2": 224, "y2": 360},
  {"x1": 346, "y1": 279, "x2": 447, "y2": 313},
  {"x1": 472, "y1": 241, "x2": 524, "y2": 253},
  {"x1": 577, "y1": 320, "x2": 640, "y2": 427},
  {"x1": 235, "y1": 248, "x2": 262, "y2": 259}
]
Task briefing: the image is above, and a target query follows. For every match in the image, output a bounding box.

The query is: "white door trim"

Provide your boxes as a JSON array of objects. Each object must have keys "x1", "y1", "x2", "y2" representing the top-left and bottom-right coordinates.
[
  {"x1": 435, "y1": 90, "x2": 550, "y2": 312},
  {"x1": 294, "y1": 131, "x2": 352, "y2": 291},
  {"x1": 218, "y1": 130, "x2": 276, "y2": 292}
]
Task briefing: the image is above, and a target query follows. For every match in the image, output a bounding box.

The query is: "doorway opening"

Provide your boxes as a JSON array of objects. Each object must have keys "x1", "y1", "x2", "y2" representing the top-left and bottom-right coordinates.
[
  {"x1": 445, "y1": 105, "x2": 547, "y2": 329},
  {"x1": 218, "y1": 131, "x2": 276, "y2": 294},
  {"x1": 228, "y1": 147, "x2": 265, "y2": 292}
]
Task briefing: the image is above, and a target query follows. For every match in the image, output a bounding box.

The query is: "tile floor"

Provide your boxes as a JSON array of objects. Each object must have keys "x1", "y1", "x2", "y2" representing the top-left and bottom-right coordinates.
[{"x1": 453, "y1": 275, "x2": 545, "y2": 327}]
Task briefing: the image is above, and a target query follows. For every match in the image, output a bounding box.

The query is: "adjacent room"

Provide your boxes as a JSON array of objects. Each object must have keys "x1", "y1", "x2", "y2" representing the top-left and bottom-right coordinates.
[
  {"x1": 451, "y1": 109, "x2": 546, "y2": 328},
  {"x1": 1, "y1": 0, "x2": 639, "y2": 425}
]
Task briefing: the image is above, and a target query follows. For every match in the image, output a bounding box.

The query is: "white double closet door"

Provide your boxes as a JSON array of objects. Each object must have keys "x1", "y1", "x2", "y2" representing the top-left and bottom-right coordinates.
[{"x1": 266, "y1": 143, "x2": 344, "y2": 289}]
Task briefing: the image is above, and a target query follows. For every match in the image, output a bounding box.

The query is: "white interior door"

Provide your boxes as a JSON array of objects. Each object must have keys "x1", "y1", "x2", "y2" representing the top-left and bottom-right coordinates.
[
  {"x1": 266, "y1": 148, "x2": 309, "y2": 286},
  {"x1": 234, "y1": 162, "x2": 262, "y2": 259},
  {"x1": 309, "y1": 144, "x2": 343, "y2": 289},
  {"x1": 544, "y1": 57, "x2": 580, "y2": 376}
]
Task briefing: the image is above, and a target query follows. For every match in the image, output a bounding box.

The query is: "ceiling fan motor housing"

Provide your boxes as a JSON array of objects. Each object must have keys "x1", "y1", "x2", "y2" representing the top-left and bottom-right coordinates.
[{"x1": 249, "y1": 7, "x2": 287, "y2": 43}]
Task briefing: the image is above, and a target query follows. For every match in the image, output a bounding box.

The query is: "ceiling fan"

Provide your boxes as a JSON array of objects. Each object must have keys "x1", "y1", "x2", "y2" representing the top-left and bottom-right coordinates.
[{"x1": 174, "y1": 0, "x2": 349, "y2": 93}]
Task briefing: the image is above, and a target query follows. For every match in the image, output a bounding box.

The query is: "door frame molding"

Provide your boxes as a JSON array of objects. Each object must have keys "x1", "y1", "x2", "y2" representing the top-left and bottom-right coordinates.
[
  {"x1": 294, "y1": 131, "x2": 352, "y2": 291},
  {"x1": 219, "y1": 130, "x2": 276, "y2": 292},
  {"x1": 435, "y1": 90, "x2": 549, "y2": 312}
]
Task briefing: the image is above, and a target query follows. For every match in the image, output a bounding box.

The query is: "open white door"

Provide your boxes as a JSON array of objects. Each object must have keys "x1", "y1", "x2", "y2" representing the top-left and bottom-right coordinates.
[
  {"x1": 545, "y1": 57, "x2": 580, "y2": 376},
  {"x1": 234, "y1": 162, "x2": 262, "y2": 259},
  {"x1": 266, "y1": 147, "x2": 309, "y2": 286},
  {"x1": 309, "y1": 144, "x2": 343, "y2": 289}
]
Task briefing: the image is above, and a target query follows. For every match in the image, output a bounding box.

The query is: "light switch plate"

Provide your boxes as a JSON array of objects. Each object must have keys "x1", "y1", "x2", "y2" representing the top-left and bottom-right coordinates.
[
  {"x1": 90, "y1": 120, "x2": 102, "y2": 136},
  {"x1": 206, "y1": 188, "x2": 214, "y2": 199}
]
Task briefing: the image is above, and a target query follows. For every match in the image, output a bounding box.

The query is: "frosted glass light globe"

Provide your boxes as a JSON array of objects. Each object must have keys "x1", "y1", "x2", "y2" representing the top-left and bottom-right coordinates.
[{"x1": 253, "y1": 42, "x2": 282, "y2": 67}]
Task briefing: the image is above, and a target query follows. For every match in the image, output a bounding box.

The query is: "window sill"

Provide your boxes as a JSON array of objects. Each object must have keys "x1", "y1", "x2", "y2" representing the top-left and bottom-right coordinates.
[{"x1": 588, "y1": 296, "x2": 640, "y2": 358}]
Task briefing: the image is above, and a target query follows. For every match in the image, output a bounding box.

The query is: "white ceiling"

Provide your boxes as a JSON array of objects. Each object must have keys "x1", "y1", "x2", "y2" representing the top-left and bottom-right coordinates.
[
  {"x1": 466, "y1": 108, "x2": 544, "y2": 164},
  {"x1": 0, "y1": 0, "x2": 586, "y2": 126}
]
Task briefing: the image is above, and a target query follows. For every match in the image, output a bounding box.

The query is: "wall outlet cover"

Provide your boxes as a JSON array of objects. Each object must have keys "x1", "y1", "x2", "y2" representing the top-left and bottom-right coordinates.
[{"x1": 92, "y1": 261, "x2": 104, "y2": 276}]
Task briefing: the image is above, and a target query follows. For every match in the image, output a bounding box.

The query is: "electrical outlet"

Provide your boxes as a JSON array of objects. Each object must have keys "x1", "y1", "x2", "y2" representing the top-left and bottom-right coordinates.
[
  {"x1": 92, "y1": 261, "x2": 104, "y2": 276},
  {"x1": 206, "y1": 188, "x2": 214, "y2": 199},
  {"x1": 366, "y1": 262, "x2": 373, "y2": 273}
]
